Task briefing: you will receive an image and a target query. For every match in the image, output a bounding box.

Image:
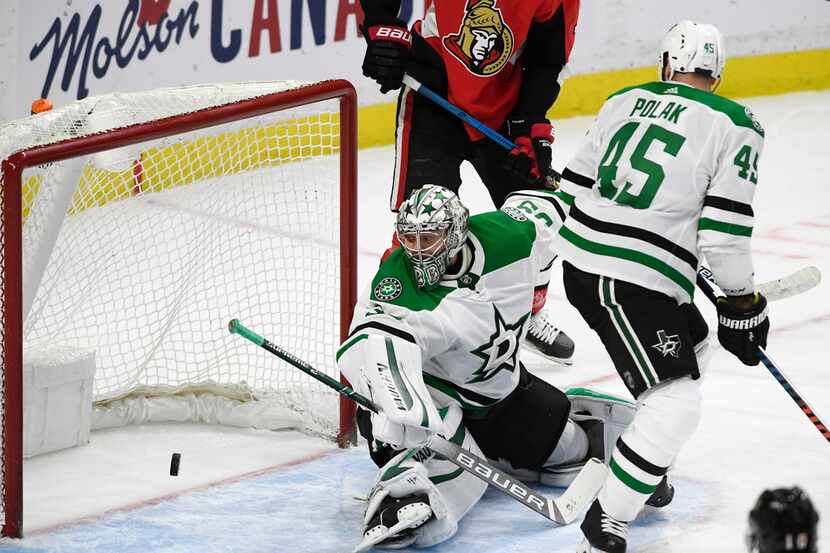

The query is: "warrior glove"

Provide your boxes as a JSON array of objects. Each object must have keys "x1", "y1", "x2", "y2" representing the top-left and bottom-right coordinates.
[
  {"x1": 716, "y1": 293, "x2": 769, "y2": 366},
  {"x1": 361, "y1": 18, "x2": 411, "y2": 94}
]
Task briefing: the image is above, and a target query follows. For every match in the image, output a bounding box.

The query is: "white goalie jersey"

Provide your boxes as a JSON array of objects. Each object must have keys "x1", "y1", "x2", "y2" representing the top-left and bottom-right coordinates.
[
  {"x1": 337, "y1": 191, "x2": 567, "y2": 414},
  {"x1": 555, "y1": 80, "x2": 765, "y2": 303}
]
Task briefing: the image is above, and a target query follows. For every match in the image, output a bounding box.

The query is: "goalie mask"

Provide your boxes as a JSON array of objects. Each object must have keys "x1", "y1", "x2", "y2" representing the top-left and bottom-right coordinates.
[{"x1": 396, "y1": 185, "x2": 469, "y2": 289}]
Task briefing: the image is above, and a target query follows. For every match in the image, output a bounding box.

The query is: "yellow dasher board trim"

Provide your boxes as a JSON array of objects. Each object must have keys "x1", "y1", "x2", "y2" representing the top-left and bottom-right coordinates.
[
  {"x1": 356, "y1": 48, "x2": 830, "y2": 148},
  {"x1": 21, "y1": 112, "x2": 341, "y2": 221}
]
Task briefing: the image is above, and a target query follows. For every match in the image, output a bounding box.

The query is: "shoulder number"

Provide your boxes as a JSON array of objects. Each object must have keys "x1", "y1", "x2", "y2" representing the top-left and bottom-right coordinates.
[
  {"x1": 733, "y1": 145, "x2": 759, "y2": 184},
  {"x1": 597, "y1": 122, "x2": 686, "y2": 209}
]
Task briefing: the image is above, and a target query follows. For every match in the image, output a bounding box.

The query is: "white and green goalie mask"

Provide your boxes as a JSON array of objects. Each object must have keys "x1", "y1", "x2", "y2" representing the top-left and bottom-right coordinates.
[{"x1": 396, "y1": 185, "x2": 469, "y2": 289}]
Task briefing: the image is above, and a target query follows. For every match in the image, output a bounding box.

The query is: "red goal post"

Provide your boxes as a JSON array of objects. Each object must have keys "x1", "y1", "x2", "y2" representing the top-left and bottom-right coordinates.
[{"x1": 0, "y1": 80, "x2": 358, "y2": 537}]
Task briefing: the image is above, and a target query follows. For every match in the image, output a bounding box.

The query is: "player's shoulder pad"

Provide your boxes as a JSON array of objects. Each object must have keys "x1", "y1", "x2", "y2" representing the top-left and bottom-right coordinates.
[
  {"x1": 503, "y1": 189, "x2": 568, "y2": 225},
  {"x1": 606, "y1": 81, "x2": 650, "y2": 102},
  {"x1": 468, "y1": 210, "x2": 536, "y2": 274},
  {"x1": 609, "y1": 81, "x2": 764, "y2": 137},
  {"x1": 370, "y1": 248, "x2": 453, "y2": 311}
]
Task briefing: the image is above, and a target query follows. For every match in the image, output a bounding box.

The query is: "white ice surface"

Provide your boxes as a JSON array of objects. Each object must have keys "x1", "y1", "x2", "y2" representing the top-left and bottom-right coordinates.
[{"x1": 4, "y1": 90, "x2": 830, "y2": 552}]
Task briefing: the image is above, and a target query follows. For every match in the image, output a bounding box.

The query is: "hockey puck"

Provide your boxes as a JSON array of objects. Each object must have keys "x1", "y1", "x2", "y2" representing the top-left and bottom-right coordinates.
[{"x1": 170, "y1": 453, "x2": 181, "y2": 476}]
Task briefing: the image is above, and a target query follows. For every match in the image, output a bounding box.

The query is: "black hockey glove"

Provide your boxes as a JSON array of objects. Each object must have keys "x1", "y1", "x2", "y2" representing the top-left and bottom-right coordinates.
[
  {"x1": 504, "y1": 118, "x2": 557, "y2": 188},
  {"x1": 361, "y1": 18, "x2": 411, "y2": 94},
  {"x1": 716, "y1": 293, "x2": 769, "y2": 366}
]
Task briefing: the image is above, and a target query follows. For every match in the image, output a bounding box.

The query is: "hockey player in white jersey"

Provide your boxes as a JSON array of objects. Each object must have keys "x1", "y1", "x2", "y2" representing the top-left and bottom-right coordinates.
[
  {"x1": 336, "y1": 184, "x2": 651, "y2": 550},
  {"x1": 553, "y1": 21, "x2": 770, "y2": 552}
]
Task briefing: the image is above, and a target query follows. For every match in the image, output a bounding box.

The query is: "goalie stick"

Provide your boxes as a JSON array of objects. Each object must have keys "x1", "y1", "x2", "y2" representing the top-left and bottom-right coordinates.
[
  {"x1": 698, "y1": 265, "x2": 821, "y2": 302},
  {"x1": 696, "y1": 273, "x2": 830, "y2": 445},
  {"x1": 228, "y1": 319, "x2": 607, "y2": 525}
]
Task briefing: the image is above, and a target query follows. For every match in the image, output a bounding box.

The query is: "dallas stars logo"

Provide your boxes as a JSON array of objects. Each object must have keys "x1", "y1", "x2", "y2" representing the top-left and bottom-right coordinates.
[
  {"x1": 468, "y1": 306, "x2": 529, "y2": 384},
  {"x1": 652, "y1": 329, "x2": 681, "y2": 358},
  {"x1": 373, "y1": 277, "x2": 402, "y2": 301}
]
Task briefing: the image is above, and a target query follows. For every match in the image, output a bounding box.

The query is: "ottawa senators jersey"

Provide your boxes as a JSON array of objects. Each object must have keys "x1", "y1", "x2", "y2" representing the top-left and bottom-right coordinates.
[{"x1": 362, "y1": 0, "x2": 579, "y2": 139}]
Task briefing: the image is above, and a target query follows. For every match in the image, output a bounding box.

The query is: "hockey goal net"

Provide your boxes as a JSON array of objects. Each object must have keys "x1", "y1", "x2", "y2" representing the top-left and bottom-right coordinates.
[{"x1": 0, "y1": 80, "x2": 357, "y2": 536}]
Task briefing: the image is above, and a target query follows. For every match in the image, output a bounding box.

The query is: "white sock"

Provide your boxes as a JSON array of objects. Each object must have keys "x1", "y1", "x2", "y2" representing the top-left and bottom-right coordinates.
[{"x1": 598, "y1": 377, "x2": 702, "y2": 521}]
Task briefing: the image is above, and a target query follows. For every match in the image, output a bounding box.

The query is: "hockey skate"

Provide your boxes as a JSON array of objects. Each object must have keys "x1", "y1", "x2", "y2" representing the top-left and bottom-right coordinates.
[
  {"x1": 577, "y1": 499, "x2": 628, "y2": 553},
  {"x1": 524, "y1": 310, "x2": 575, "y2": 365},
  {"x1": 354, "y1": 494, "x2": 433, "y2": 552},
  {"x1": 644, "y1": 475, "x2": 674, "y2": 508}
]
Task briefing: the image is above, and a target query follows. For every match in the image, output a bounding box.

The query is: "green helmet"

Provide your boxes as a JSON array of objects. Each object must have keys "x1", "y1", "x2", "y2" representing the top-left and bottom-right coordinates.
[{"x1": 396, "y1": 186, "x2": 469, "y2": 288}]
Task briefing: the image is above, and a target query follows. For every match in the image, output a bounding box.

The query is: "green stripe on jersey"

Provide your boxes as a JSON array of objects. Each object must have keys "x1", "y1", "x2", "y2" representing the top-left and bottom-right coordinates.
[
  {"x1": 559, "y1": 225, "x2": 695, "y2": 298},
  {"x1": 554, "y1": 190, "x2": 574, "y2": 206},
  {"x1": 608, "y1": 81, "x2": 764, "y2": 137},
  {"x1": 469, "y1": 211, "x2": 536, "y2": 275},
  {"x1": 698, "y1": 217, "x2": 753, "y2": 237}
]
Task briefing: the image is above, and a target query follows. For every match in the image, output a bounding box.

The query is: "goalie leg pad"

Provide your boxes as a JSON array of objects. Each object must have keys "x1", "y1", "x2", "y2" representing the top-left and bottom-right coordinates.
[
  {"x1": 356, "y1": 494, "x2": 433, "y2": 552},
  {"x1": 362, "y1": 404, "x2": 487, "y2": 549},
  {"x1": 566, "y1": 387, "x2": 637, "y2": 463},
  {"x1": 538, "y1": 388, "x2": 636, "y2": 487}
]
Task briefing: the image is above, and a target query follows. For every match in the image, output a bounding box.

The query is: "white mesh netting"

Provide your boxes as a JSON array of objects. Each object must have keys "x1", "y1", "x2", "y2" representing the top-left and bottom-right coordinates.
[{"x1": 2, "y1": 81, "x2": 351, "y2": 442}]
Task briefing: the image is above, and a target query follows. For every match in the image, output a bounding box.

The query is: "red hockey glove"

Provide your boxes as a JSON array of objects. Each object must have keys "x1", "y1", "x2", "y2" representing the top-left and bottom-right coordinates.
[
  {"x1": 504, "y1": 119, "x2": 555, "y2": 188},
  {"x1": 361, "y1": 19, "x2": 411, "y2": 94}
]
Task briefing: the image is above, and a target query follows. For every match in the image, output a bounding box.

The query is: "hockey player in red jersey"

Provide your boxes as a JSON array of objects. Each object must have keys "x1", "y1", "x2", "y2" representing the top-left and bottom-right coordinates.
[{"x1": 360, "y1": 0, "x2": 580, "y2": 365}]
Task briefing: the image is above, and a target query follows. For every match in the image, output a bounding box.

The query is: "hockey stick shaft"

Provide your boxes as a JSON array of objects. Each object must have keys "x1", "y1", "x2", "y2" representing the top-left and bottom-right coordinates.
[
  {"x1": 695, "y1": 275, "x2": 830, "y2": 444},
  {"x1": 228, "y1": 318, "x2": 605, "y2": 524},
  {"x1": 402, "y1": 75, "x2": 516, "y2": 151}
]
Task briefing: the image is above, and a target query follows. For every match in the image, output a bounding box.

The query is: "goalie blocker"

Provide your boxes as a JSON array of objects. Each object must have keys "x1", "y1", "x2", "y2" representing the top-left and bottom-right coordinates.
[
  {"x1": 342, "y1": 333, "x2": 656, "y2": 549},
  {"x1": 355, "y1": 361, "x2": 572, "y2": 471}
]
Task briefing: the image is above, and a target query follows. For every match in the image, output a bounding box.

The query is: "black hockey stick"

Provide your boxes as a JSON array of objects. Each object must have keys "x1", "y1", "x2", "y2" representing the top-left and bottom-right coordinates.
[
  {"x1": 696, "y1": 272, "x2": 830, "y2": 444},
  {"x1": 228, "y1": 318, "x2": 606, "y2": 524}
]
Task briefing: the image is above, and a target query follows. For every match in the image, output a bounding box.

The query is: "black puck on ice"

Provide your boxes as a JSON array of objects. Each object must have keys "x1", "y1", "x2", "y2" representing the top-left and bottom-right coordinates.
[{"x1": 170, "y1": 453, "x2": 181, "y2": 476}]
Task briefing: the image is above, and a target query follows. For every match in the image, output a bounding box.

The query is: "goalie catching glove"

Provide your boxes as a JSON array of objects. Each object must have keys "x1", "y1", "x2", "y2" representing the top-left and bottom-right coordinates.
[
  {"x1": 716, "y1": 292, "x2": 769, "y2": 366},
  {"x1": 339, "y1": 334, "x2": 444, "y2": 450}
]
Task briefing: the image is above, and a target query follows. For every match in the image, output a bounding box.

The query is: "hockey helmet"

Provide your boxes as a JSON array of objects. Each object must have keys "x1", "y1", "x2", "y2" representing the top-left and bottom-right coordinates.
[
  {"x1": 659, "y1": 20, "x2": 725, "y2": 86},
  {"x1": 746, "y1": 487, "x2": 819, "y2": 553},
  {"x1": 396, "y1": 185, "x2": 469, "y2": 289}
]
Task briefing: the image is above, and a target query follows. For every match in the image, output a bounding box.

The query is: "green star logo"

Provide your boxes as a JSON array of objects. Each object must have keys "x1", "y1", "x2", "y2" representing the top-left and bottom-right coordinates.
[
  {"x1": 373, "y1": 277, "x2": 403, "y2": 301},
  {"x1": 468, "y1": 306, "x2": 529, "y2": 383}
]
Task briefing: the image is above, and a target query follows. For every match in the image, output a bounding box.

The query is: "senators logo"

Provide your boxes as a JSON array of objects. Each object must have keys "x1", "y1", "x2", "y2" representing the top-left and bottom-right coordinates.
[{"x1": 443, "y1": 0, "x2": 514, "y2": 76}]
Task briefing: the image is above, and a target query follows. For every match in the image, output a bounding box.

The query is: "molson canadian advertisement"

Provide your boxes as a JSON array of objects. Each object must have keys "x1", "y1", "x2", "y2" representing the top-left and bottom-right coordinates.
[{"x1": 1, "y1": 0, "x2": 828, "y2": 145}]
